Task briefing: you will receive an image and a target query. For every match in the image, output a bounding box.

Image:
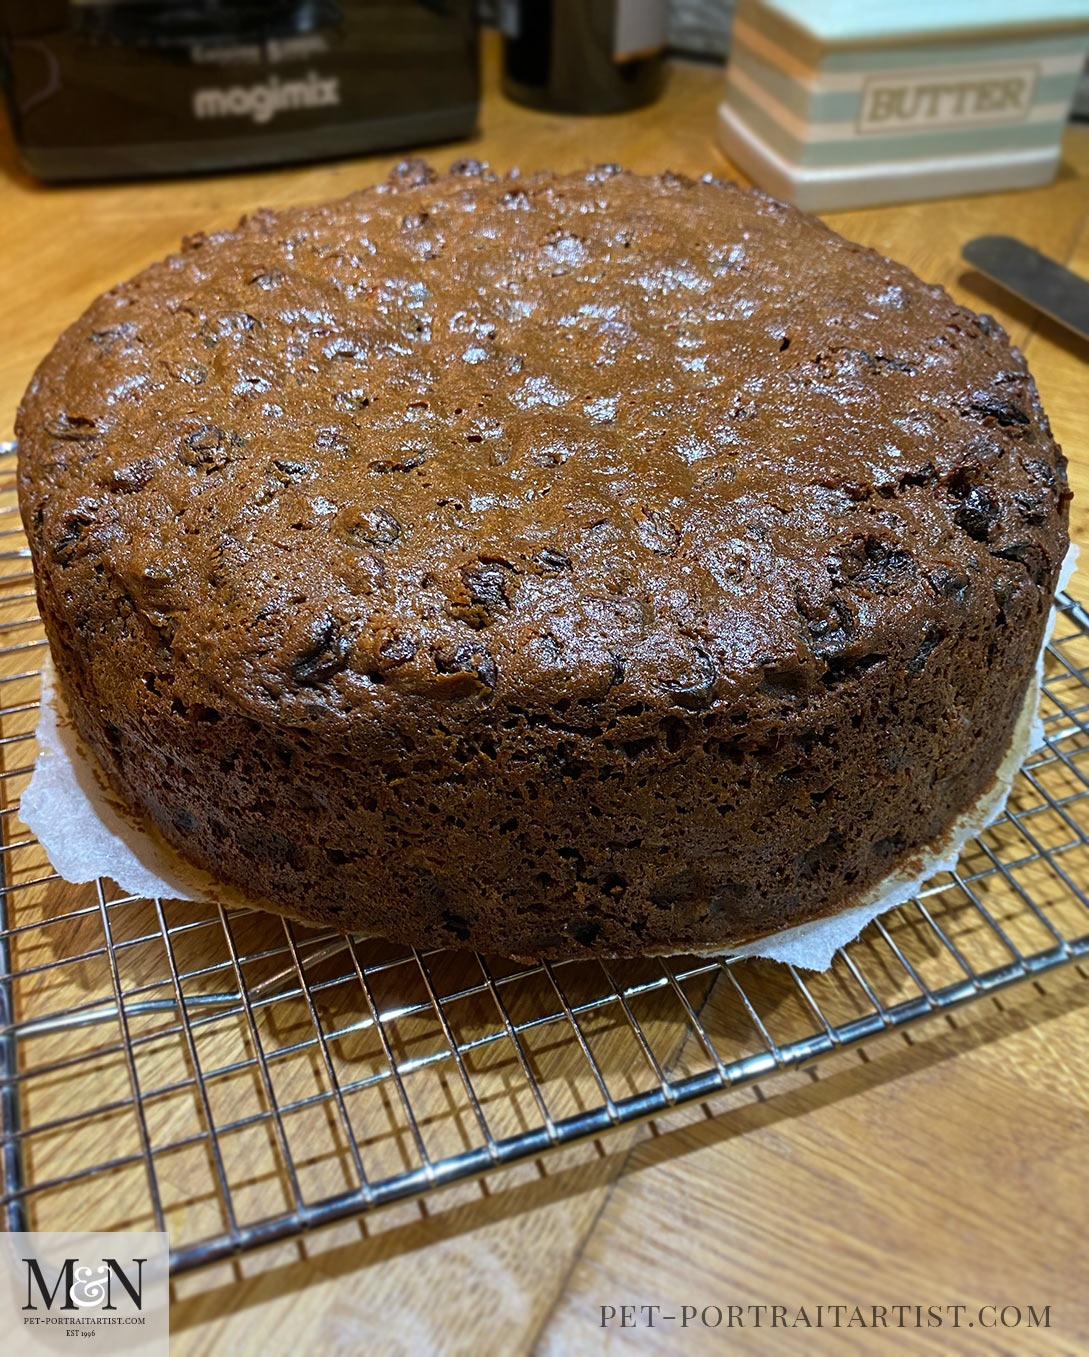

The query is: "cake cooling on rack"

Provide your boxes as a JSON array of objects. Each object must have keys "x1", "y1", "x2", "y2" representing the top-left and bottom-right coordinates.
[{"x1": 17, "y1": 161, "x2": 1071, "y2": 957}]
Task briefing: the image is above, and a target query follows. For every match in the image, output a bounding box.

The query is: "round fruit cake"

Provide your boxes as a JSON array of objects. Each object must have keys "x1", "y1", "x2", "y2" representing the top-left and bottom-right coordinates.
[{"x1": 17, "y1": 161, "x2": 1070, "y2": 958}]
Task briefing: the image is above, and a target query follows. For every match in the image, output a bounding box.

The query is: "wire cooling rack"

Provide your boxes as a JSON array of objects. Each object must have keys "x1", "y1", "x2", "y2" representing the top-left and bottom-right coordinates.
[{"x1": 0, "y1": 442, "x2": 1087, "y2": 1275}]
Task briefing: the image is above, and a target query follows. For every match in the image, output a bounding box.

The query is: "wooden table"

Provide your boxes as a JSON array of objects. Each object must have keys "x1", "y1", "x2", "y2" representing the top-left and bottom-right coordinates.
[{"x1": 2, "y1": 39, "x2": 1088, "y2": 1357}]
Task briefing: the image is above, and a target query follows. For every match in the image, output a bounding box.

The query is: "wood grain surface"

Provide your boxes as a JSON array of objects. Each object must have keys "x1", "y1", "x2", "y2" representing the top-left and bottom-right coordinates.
[{"x1": 2, "y1": 37, "x2": 1088, "y2": 1357}]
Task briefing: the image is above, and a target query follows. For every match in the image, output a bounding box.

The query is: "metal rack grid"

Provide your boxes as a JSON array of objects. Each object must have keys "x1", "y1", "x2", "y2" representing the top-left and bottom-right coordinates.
[{"x1": 0, "y1": 441, "x2": 1086, "y2": 1276}]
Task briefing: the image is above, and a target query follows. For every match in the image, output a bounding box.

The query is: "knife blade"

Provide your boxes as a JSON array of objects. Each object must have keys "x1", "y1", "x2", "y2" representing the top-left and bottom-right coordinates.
[{"x1": 961, "y1": 235, "x2": 1089, "y2": 344}]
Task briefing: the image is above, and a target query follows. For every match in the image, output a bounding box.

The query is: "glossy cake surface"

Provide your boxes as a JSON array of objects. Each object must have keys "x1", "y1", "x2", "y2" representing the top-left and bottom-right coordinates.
[{"x1": 17, "y1": 162, "x2": 1070, "y2": 956}]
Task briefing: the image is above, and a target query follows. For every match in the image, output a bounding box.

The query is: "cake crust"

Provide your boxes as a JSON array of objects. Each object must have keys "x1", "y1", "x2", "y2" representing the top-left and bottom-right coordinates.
[{"x1": 17, "y1": 162, "x2": 1071, "y2": 957}]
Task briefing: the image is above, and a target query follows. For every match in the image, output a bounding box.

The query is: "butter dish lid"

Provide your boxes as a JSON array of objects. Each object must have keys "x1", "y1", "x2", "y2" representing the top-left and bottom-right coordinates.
[{"x1": 761, "y1": 0, "x2": 1089, "y2": 45}]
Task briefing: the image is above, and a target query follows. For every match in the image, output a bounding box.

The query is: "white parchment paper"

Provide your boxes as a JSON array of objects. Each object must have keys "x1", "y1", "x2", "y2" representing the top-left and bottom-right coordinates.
[{"x1": 19, "y1": 545, "x2": 1079, "y2": 970}]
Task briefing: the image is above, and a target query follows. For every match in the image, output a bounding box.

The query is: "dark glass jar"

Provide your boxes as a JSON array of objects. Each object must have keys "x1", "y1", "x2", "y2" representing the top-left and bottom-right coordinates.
[{"x1": 501, "y1": 0, "x2": 666, "y2": 115}]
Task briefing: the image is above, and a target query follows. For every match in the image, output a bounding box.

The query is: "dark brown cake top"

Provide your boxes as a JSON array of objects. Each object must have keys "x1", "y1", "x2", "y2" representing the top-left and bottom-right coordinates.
[{"x1": 18, "y1": 162, "x2": 1069, "y2": 721}]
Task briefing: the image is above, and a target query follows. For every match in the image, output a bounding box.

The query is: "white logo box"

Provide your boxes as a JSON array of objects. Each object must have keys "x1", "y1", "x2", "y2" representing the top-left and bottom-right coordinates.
[
  {"x1": 0, "y1": 1233, "x2": 169, "y2": 1357},
  {"x1": 717, "y1": 0, "x2": 1089, "y2": 211}
]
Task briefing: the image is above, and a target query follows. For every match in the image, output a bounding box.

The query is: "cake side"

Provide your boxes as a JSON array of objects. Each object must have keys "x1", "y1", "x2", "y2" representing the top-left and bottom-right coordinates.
[{"x1": 17, "y1": 163, "x2": 1071, "y2": 957}]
